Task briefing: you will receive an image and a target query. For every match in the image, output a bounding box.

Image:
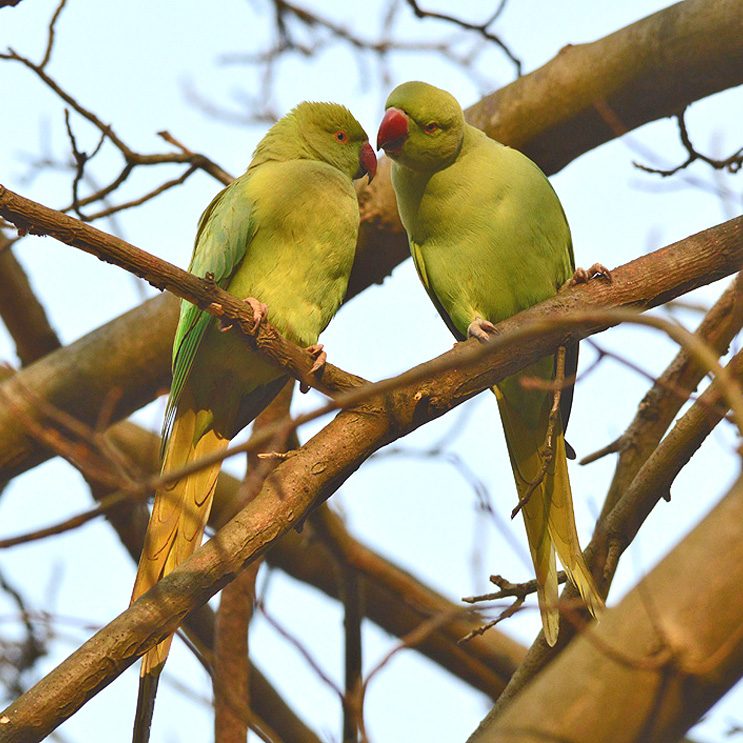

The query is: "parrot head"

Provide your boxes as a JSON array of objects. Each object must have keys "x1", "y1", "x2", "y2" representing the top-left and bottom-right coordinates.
[
  {"x1": 292, "y1": 102, "x2": 377, "y2": 182},
  {"x1": 376, "y1": 81, "x2": 465, "y2": 173}
]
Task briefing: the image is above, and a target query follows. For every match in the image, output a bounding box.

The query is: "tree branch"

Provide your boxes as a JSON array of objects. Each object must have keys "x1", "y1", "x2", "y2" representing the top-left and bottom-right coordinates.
[
  {"x1": 468, "y1": 475, "x2": 743, "y2": 743},
  {"x1": 109, "y1": 420, "x2": 527, "y2": 699},
  {"x1": 0, "y1": 235, "x2": 61, "y2": 365},
  {"x1": 483, "y1": 346, "x2": 743, "y2": 719},
  {"x1": 0, "y1": 211, "x2": 740, "y2": 740},
  {"x1": 595, "y1": 275, "x2": 743, "y2": 518},
  {"x1": 0, "y1": 183, "x2": 363, "y2": 396}
]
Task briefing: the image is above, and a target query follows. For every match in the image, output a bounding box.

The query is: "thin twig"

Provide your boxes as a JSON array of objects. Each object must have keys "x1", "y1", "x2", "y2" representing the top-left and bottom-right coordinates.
[{"x1": 511, "y1": 345, "x2": 565, "y2": 519}]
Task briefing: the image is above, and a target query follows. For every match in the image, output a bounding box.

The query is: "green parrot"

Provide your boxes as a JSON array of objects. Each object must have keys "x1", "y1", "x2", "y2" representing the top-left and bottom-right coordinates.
[
  {"x1": 130, "y1": 102, "x2": 376, "y2": 740},
  {"x1": 377, "y1": 81, "x2": 603, "y2": 645}
]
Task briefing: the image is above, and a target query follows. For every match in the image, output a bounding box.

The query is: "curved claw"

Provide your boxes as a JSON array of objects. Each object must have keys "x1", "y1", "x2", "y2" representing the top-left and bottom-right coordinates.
[
  {"x1": 300, "y1": 343, "x2": 327, "y2": 393},
  {"x1": 467, "y1": 317, "x2": 497, "y2": 344},
  {"x1": 570, "y1": 262, "x2": 612, "y2": 286},
  {"x1": 245, "y1": 296, "x2": 268, "y2": 333}
]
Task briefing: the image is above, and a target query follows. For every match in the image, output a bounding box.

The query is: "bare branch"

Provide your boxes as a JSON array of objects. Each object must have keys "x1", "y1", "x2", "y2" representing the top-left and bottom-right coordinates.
[
  {"x1": 469, "y1": 476, "x2": 743, "y2": 743},
  {"x1": 38, "y1": 0, "x2": 67, "y2": 70},
  {"x1": 0, "y1": 235, "x2": 61, "y2": 365},
  {"x1": 634, "y1": 108, "x2": 743, "y2": 177},
  {"x1": 1, "y1": 213, "x2": 741, "y2": 739},
  {"x1": 597, "y1": 275, "x2": 742, "y2": 517},
  {"x1": 404, "y1": 0, "x2": 521, "y2": 74}
]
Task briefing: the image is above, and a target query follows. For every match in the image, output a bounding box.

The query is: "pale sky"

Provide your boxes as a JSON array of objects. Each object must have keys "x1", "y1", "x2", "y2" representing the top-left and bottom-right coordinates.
[{"x1": 1, "y1": 1, "x2": 741, "y2": 741}]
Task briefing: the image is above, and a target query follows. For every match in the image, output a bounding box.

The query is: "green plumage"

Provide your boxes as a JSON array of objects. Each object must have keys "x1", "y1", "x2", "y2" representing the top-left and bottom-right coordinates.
[
  {"x1": 380, "y1": 81, "x2": 602, "y2": 645},
  {"x1": 131, "y1": 101, "x2": 374, "y2": 742}
]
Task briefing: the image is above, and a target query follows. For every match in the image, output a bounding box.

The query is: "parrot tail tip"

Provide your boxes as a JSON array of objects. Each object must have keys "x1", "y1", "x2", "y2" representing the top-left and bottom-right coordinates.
[{"x1": 132, "y1": 666, "x2": 163, "y2": 743}]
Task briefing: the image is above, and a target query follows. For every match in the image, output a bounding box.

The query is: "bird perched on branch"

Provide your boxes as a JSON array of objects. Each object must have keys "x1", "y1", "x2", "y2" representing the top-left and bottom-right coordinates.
[
  {"x1": 377, "y1": 80, "x2": 603, "y2": 645},
  {"x1": 130, "y1": 101, "x2": 376, "y2": 741}
]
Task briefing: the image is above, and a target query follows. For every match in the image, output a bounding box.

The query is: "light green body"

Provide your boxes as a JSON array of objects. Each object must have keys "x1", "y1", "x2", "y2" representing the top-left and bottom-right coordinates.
[
  {"x1": 391, "y1": 124, "x2": 573, "y2": 425},
  {"x1": 177, "y1": 158, "x2": 358, "y2": 442},
  {"x1": 131, "y1": 102, "x2": 372, "y2": 740},
  {"x1": 383, "y1": 81, "x2": 601, "y2": 644},
  {"x1": 393, "y1": 124, "x2": 572, "y2": 332}
]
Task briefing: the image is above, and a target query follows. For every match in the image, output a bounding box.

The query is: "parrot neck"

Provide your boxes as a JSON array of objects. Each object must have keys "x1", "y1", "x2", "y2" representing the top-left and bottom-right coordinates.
[{"x1": 250, "y1": 113, "x2": 312, "y2": 169}]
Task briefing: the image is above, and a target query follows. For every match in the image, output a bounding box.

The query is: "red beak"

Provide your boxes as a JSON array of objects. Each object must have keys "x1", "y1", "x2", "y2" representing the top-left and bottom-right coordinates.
[
  {"x1": 377, "y1": 107, "x2": 409, "y2": 153},
  {"x1": 356, "y1": 141, "x2": 377, "y2": 182}
]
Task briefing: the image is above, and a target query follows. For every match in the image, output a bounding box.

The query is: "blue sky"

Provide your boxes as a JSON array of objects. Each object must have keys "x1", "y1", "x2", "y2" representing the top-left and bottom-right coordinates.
[{"x1": 1, "y1": 1, "x2": 741, "y2": 741}]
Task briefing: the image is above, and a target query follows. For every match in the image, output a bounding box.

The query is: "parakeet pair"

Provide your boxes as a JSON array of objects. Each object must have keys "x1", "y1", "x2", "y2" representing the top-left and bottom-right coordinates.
[
  {"x1": 130, "y1": 102, "x2": 376, "y2": 741},
  {"x1": 132, "y1": 81, "x2": 603, "y2": 738},
  {"x1": 377, "y1": 81, "x2": 604, "y2": 645}
]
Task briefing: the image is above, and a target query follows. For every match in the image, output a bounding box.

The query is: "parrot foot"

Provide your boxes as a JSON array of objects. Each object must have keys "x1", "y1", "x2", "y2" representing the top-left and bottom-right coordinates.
[
  {"x1": 569, "y1": 263, "x2": 612, "y2": 286},
  {"x1": 467, "y1": 317, "x2": 498, "y2": 343},
  {"x1": 218, "y1": 296, "x2": 268, "y2": 333},
  {"x1": 245, "y1": 297, "x2": 268, "y2": 332},
  {"x1": 300, "y1": 344, "x2": 327, "y2": 393}
]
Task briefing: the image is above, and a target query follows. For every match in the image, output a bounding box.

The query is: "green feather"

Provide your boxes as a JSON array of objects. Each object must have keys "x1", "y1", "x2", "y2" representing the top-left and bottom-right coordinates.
[
  {"x1": 383, "y1": 81, "x2": 602, "y2": 642},
  {"x1": 162, "y1": 175, "x2": 256, "y2": 456}
]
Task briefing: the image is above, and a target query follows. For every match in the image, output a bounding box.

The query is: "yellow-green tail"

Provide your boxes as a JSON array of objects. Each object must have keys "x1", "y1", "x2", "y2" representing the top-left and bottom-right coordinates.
[
  {"x1": 494, "y1": 386, "x2": 603, "y2": 646},
  {"x1": 130, "y1": 406, "x2": 228, "y2": 742}
]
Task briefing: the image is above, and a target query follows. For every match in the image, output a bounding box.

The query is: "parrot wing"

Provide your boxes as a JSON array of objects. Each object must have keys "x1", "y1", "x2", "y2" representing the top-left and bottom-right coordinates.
[
  {"x1": 410, "y1": 240, "x2": 465, "y2": 342},
  {"x1": 161, "y1": 174, "x2": 256, "y2": 456}
]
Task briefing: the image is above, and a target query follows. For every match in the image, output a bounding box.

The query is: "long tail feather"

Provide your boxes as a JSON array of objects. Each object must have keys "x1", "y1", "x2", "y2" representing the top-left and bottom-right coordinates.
[
  {"x1": 131, "y1": 407, "x2": 228, "y2": 742},
  {"x1": 494, "y1": 384, "x2": 602, "y2": 646},
  {"x1": 132, "y1": 668, "x2": 161, "y2": 743}
]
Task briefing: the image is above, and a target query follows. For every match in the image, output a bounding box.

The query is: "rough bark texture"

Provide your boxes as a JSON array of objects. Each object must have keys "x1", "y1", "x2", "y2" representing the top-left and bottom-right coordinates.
[
  {"x1": 0, "y1": 239, "x2": 61, "y2": 365},
  {"x1": 468, "y1": 476, "x2": 743, "y2": 743},
  {"x1": 1, "y1": 216, "x2": 740, "y2": 741},
  {"x1": 347, "y1": 0, "x2": 743, "y2": 296},
  {"x1": 599, "y1": 275, "x2": 743, "y2": 519},
  {"x1": 108, "y1": 420, "x2": 526, "y2": 698}
]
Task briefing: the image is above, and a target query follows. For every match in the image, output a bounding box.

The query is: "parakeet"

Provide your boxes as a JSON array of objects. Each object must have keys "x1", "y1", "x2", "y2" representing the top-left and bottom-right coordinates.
[
  {"x1": 130, "y1": 102, "x2": 376, "y2": 740},
  {"x1": 377, "y1": 81, "x2": 602, "y2": 646}
]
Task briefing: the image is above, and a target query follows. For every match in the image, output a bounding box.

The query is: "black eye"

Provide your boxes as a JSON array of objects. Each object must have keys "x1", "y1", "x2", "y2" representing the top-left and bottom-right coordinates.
[
  {"x1": 335, "y1": 130, "x2": 347, "y2": 142},
  {"x1": 424, "y1": 122, "x2": 439, "y2": 134}
]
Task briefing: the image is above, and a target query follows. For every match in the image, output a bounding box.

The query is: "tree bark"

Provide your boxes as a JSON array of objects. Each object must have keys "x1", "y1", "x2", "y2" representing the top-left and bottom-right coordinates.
[
  {"x1": 1, "y1": 216, "x2": 740, "y2": 741},
  {"x1": 0, "y1": 0, "x2": 739, "y2": 476},
  {"x1": 467, "y1": 475, "x2": 743, "y2": 743},
  {"x1": 0, "y1": 238, "x2": 61, "y2": 365}
]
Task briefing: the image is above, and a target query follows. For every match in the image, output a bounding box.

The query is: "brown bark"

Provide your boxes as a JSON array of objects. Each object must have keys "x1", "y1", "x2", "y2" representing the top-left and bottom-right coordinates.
[
  {"x1": 0, "y1": 237, "x2": 61, "y2": 365},
  {"x1": 1, "y1": 215, "x2": 740, "y2": 741},
  {"x1": 214, "y1": 564, "x2": 258, "y2": 743},
  {"x1": 108, "y1": 420, "x2": 526, "y2": 698},
  {"x1": 483, "y1": 347, "x2": 743, "y2": 720},
  {"x1": 468, "y1": 475, "x2": 743, "y2": 743},
  {"x1": 598, "y1": 275, "x2": 743, "y2": 519}
]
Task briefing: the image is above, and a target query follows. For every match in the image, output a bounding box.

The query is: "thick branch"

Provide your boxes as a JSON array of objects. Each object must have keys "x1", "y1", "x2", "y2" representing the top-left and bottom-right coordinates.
[
  {"x1": 108, "y1": 420, "x2": 526, "y2": 698},
  {"x1": 599, "y1": 275, "x2": 743, "y2": 518},
  {"x1": 348, "y1": 0, "x2": 743, "y2": 296},
  {"x1": 468, "y1": 475, "x2": 743, "y2": 743},
  {"x1": 0, "y1": 237, "x2": 61, "y2": 365},
  {"x1": 1, "y1": 215, "x2": 741, "y2": 740},
  {"x1": 483, "y1": 348, "x2": 743, "y2": 719},
  {"x1": 0, "y1": 183, "x2": 363, "y2": 396}
]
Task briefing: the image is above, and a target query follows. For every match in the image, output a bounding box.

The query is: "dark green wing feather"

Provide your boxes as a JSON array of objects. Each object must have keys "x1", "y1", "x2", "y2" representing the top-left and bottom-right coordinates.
[
  {"x1": 161, "y1": 174, "x2": 255, "y2": 456},
  {"x1": 410, "y1": 240, "x2": 465, "y2": 342}
]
